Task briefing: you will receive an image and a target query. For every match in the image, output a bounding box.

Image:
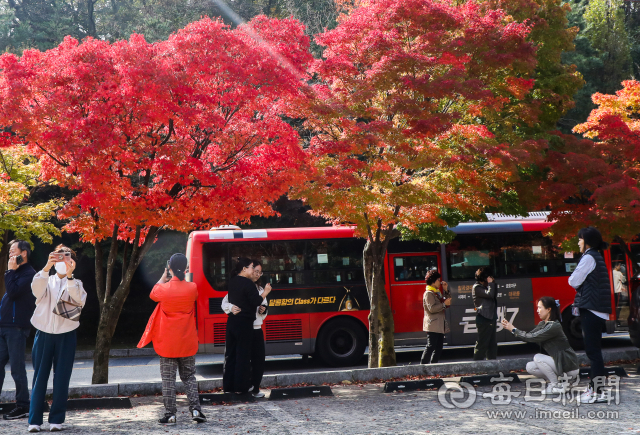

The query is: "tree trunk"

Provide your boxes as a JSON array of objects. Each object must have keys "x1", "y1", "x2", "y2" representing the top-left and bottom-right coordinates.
[
  {"x1": 0, "y1": 231, "x2": 10, "y2": 298},
  {"x1": 91, "y1": 225, "x2": 159, "y2": 384},
  {"x1": 363, "y1": 240, "x2": 380, "y2": 367},
  {"x1": 92, "y1": 292, "x2": 128, "y2": 383},
  {"x1": 362, "y1": 223, "x2": 399, "y2": 368},
  {"x1": 87, "y1": 0, "x2": 97, "y2": 38}
]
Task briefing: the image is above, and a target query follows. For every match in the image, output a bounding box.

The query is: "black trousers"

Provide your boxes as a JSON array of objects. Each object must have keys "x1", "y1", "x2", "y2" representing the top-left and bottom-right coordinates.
[
  {"x1": 474, "y1": 317, "x2": 497, "y2": 360},
  {"x1": 420, "y1": 332, "x2": 444, "y2": 364},
  {"x1": 223, "y1": 316, "x2": 254, "y2": 393},
  {"x1": 251, "y1": 328, "x2": 266, "y2": 392},
  {"x1": 580, "y1": 308, "x2": 606, "y2": 390}
]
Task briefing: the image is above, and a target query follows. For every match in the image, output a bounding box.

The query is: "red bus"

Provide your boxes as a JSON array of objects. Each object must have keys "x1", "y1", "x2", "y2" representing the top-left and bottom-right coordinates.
[{"x1": 186, "y1": 213, "x2": 639, "y2": 366}]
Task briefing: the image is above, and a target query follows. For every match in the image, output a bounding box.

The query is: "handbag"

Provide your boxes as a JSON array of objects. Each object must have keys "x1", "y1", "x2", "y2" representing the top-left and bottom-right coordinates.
[{"x1": 52, "y1": 286, "x2": 82, "y2": 321}]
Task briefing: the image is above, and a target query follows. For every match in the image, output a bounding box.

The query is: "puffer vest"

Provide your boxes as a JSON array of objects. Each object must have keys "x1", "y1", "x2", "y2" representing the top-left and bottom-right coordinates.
[{"x1": 573, "y1": 249, "x2": 612, "y2": 314}]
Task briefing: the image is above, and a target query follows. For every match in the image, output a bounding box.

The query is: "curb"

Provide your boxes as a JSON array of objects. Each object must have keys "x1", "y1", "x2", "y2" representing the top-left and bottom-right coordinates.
[
  {"x1": 3, "y1": 348, "x2": 639, "y2": 402},
  {"x1": 25, "y1": 347, "x2": 156, "y2": 362}
]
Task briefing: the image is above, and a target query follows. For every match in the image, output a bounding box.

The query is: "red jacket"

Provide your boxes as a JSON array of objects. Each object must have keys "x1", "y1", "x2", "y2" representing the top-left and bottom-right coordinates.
[{"x1": 137, "y1": 277, "x2": 199, "y2": 358}]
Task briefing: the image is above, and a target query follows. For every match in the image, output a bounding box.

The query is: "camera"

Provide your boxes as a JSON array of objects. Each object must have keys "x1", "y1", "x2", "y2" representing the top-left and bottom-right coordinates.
[{"x1": 53, "y1": 252, "x2": 71, "y2": 262}]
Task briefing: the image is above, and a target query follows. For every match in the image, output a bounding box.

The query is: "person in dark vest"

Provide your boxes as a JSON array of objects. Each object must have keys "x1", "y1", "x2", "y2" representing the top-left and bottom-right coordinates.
[
  {"x1": 569, "y1": 227, "x2": 611, "y2": 404},
  {"x1": 1, "y1": 240, "x2": 36, "y2": 420},
  {"x1": 472, "y1": 267, "x2": 497, "y2": 360}
]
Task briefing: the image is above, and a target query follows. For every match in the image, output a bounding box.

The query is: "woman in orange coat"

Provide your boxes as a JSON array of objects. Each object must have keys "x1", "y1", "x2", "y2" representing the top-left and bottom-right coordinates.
[{"x1": 138, "y1": 253, "x2": 206, "y2": 425}]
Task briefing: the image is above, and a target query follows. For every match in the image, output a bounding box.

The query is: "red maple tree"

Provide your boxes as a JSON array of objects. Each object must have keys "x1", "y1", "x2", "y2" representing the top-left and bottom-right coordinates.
[
  {"x1": 522, "y1": 80, "x2": 640, "y2": 267},
  {"x1": 292, "y1": 0, "x2": 538, "y2": 367},
  {"x1": 0, "y1": 16, "x2": 312, "y2": 383}
]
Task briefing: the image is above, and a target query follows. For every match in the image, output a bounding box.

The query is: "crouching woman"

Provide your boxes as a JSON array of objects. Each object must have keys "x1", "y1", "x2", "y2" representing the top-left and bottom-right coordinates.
[{"x1": 501, "y1": 296, "x2": 579, "y2": 393}]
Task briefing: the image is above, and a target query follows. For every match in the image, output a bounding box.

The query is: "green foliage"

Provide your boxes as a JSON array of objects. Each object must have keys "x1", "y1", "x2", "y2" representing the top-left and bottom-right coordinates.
[
  {"x1": 398, "y1": 209, "x2": 470, "y2": 245},
  {"x1": 561, "y1": 0, "x2": 635, "y2": 132},
  {"x1": 0, "y1": 146, "x2": 62, "y2": 249}
]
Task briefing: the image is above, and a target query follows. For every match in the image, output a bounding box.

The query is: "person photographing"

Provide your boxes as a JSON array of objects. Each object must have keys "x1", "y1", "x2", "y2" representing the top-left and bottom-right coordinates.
[
  {"x1": 28, "y1": 245, "x2": 86, "y2": 433},
  {"x1": 420, "y1": 270, "x2": 451, "y2": 364},
  {"x1": 472, "y1": 267, "x2": 498, "y2": 360},
  {"x1": 502, "y1": 297, "x2": 580, "y2": 394},
  {"x1": 138, "y1": 253, "x2": 206, "y2": 425}
]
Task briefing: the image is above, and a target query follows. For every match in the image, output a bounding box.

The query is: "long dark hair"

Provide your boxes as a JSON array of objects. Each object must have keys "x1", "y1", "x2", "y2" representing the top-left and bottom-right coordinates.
[
  {"x1": 538, "y1": 296, "x2": 561, "y2": 322},
  {"x1": 233, "y1": 257, "x2": 253, "y2": 276}
]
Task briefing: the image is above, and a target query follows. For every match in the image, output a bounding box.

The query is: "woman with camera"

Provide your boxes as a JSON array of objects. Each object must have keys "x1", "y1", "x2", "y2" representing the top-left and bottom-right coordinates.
[
  {"x1": 502, "y1": 296, "x2": 579, "y2": 394},
  {"x1": 420, "y1": 270, "x2": 451, "y2": 364},
  {"x1": 138, "y1": 253, "x2": 206, "y2": 425},
  {"x1": 222, "y1": 258, "x2": 271, "y2": 395},
  {"x1": 28, "y1": 245, "x2": 87, "y2": 433},
  {"x1": 472, "y1": 267, "x2": 498, "y2": 360},
  {"x1": 221, "y1": 259, "x2": 269, "y2": 398}
]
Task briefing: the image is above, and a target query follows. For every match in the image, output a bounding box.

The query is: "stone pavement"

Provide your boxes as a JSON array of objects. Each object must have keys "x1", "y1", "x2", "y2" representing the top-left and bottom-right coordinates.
[{"x1": 2, "y1": 365, "x2": 639, "y2": 434}]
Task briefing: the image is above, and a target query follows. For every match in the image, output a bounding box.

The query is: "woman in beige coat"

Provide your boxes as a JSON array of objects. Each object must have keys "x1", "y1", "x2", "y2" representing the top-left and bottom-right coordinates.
[{"x1": 420, "y1": 270, "x2": 451, "y2": 364}]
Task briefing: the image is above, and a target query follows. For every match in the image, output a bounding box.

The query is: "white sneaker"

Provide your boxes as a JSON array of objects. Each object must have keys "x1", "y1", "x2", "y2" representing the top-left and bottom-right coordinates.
[
  {"x1": 49, "y1": 424, "x2": 62, "y2": 432},
  {"x1": 551, "y1": 384, "x2": 568, "y2": 395},
  {"x1": 544, "y1": 383, "x2": 557, "y2": 394},
  {"x1": 593, "y1": 391, "x2": 609, "y2": 404},
  {"x1": 578, "y1": 385, "x2": 596, "y2": 404},
  {"x1": 252, "y1": 391, "x2": 265, "y2": 398},
  {"x1": 28, "y1": 426, "x2": 41, "y2": 433}
]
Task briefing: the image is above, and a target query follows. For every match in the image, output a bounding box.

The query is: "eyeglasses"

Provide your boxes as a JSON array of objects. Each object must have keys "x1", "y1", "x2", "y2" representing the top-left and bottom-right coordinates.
[{"x1": 255, "y1": 271, "x2": 263, "y2": 276}]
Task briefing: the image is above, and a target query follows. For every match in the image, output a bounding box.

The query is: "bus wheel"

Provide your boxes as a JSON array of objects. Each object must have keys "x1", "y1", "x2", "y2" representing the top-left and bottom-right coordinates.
[
  {"x1": 562, "y1": 309, "x2": 584, "y2": 350},
  {"x1": 317, "y1": 318, "x2": 367, "y2": 367}
]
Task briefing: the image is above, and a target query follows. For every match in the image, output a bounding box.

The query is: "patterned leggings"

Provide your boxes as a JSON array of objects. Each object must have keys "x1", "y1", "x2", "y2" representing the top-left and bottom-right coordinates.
[{"x1": 160, "y1": 355, "x2": 201, "y2": 415}]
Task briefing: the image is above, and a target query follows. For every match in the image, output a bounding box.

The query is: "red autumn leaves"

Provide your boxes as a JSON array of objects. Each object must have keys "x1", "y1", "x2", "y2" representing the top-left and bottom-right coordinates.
[{"x1": 0, "y1": 17, "x2": 312, "y2": 243}]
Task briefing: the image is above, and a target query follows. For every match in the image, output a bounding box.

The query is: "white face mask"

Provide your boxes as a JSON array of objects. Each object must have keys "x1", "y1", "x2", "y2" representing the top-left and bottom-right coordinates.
[{"x1": 55, "y1": 262, "x2": 67, "y2": 275}]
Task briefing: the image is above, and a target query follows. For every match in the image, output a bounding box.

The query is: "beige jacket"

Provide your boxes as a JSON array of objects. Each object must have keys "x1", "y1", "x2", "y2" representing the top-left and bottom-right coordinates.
[
  {"x1": 31, "y1": 271, "x2": 87, "y2": 334},
  {"x1": 423, "y1": 289, "x2": 449, "y2": 334}
]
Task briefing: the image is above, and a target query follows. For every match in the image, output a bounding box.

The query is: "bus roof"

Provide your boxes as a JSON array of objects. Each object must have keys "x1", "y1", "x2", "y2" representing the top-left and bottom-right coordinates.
[{"x1": 188, "y1": 213, "x2": 554, "y2": 243}]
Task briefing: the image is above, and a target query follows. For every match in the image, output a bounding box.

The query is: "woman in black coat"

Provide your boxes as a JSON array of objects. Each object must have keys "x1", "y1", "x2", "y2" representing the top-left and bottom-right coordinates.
[{"x1": 222, "y1": 258, "x2": 271, "y2": 394}]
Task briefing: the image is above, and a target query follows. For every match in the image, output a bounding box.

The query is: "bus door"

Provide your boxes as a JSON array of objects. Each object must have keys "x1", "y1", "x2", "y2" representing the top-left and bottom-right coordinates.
[
  {"x1": 389, "y1": 253, "x2": 440, "y2": 337},
  {"x1": 609, "y1": 244, "x2": 632, "y2": 329}
]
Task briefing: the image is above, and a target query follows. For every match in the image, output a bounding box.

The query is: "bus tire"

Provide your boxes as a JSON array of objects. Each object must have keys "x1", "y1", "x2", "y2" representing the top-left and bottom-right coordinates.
[
  {"x1": 316, "y1": 318, "x2": 367, "y2": 367},
  {"x1": 562, "y1": 309, "x2": 584, "y2": 350}
]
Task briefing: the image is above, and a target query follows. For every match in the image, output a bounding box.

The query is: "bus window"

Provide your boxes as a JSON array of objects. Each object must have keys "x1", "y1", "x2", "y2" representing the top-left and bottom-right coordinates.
[
  {"x1": 393, "y1": 255, "x2": 438, "y2": 282},
  {"x1": 202, "y1": 242, "x2": 228, "y2": 292},
  {"x1": 307, "y1": 239, "x2": 365, "y2": 285},
  {"x1": 500, "y1": 234, "x2": 571, "y2": 276},
  {"x1": 447, "y1": 235, "x2": 498, "y2": 280},
  {"x1": 307, "y1": 240, "x2": 364, "y2": 270},
  {"x1": 610, "y1": 244, "x2": 630, "y2": 326},
  {"x1": 230, "y1": 242, "x2": 305, "y2": 286}
]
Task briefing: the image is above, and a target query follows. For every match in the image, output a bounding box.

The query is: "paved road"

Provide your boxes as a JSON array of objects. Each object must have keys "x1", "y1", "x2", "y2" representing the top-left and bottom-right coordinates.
[
  {"x1": 2, "y1": 364, "x2": 639, "y2": 434},
  {"x1": 2, "y1": 334, "x2": 635, "y2": 390}
]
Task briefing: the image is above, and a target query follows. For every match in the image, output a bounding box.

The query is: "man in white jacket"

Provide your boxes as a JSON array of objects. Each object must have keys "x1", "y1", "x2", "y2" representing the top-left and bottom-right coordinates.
[
  {"x1": 221, "y1": 260, "x2": 269, "y2": 398},
  {"x1": 28, "y1": 245, "x2": 87, "y2": 433}
]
